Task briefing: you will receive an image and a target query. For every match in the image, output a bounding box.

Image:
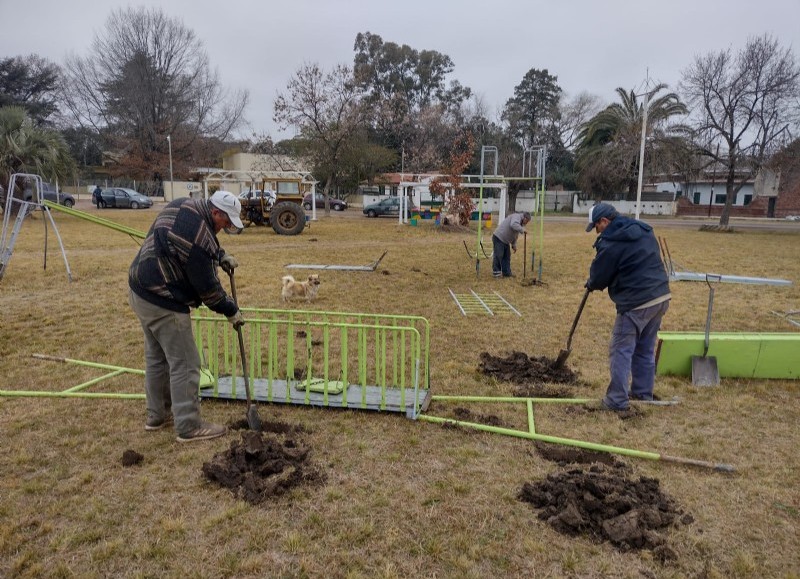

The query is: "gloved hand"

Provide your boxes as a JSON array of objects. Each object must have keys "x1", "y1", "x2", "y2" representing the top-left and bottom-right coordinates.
[
  {"x1": 584, "y1": 280, "x2": 594, "y2": 292},
  {"x1": 220, "y1": 254, "x2": 238, "y2": 274},
  {"x1": 227, "y1": 310, "x2": 245, "y2": 329}
]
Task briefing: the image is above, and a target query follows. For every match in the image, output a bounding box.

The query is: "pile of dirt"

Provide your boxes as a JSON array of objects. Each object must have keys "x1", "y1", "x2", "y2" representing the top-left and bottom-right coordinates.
[
  {"x1": 202, "y1": 430, "x2": 325, "y2": 505},
  {"x1": 479, "y1": 351, "x2": 585, "y2": 396},
  {"x1": 519, "y1": 464, "x2": 692, "y2": 558},
  {"x1": 121, "y1": 450, "x2": 143, "y2": 467}
]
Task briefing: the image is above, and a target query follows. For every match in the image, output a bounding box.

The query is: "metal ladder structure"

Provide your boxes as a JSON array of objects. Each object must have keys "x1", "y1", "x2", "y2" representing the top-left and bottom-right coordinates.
[
  {"x1": 0, "y1": 173, "x2": 72, "y2": 282},
  {"x1": 448, "y1": 288, "x2": 521, "y2": 316}
]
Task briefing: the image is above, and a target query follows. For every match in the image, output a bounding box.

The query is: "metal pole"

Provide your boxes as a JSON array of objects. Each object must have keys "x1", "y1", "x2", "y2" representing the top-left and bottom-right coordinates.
[
  {"x1": 167, "y1": 135, "x2": 174, "y2": 201},
  {"x1": 537, "y1": 147, "x2": 546, "y2": 280},
  {"x1": 635, "y1": 91, "x2": 649, "y2": 221}
]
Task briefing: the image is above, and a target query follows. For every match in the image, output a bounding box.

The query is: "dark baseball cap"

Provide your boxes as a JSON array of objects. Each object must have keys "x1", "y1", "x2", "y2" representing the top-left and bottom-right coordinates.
[{"x1": 585, "y1": 203, "x2": 617, "y2": 232}]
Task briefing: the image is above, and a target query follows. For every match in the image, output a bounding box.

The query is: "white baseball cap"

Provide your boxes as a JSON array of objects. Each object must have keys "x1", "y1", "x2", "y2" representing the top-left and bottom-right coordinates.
[{"x1": 209, "y1": 191, "x2": 244, "y2": 229}]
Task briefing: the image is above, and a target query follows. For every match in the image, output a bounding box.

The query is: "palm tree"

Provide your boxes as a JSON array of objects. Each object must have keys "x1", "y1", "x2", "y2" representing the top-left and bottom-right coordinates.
[
  {"x1": 0, "y1": 106, "x2": 74, "y2": 208},
  {"x1": 575, "y1": 84, "x2": 688, "y2": 198}
]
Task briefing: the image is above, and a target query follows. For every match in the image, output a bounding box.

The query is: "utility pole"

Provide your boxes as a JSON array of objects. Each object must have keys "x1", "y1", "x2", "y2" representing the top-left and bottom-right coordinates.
[{"x1": 166, "y1": 135, "x2": 174, "y2": 200}]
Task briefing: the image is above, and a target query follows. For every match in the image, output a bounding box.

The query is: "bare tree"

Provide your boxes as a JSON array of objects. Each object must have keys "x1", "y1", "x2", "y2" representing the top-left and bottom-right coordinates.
[
  {"x1": 273, "y1": 62, "x2": 366, "y2": 214},
  {"x1": 555, "y1": 91, "x2": 604, "y2": 151},
  {"x1": 61, "y1": 6, "x2": 248, "y2": 183},
  {"x1": 681, "y1": 34, "x2": 800, "y2": 227}
]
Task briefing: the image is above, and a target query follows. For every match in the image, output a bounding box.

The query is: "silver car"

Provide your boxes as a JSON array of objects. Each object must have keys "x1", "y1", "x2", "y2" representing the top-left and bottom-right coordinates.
[{"x1": 99, "y1": 188, "x2": 154, "y2": 209}]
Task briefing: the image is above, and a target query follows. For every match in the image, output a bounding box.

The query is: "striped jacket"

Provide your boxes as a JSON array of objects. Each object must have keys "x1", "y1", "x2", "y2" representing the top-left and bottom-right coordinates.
[{"x1": 129, "y1": 197, "x2": 237, "y2": 316}]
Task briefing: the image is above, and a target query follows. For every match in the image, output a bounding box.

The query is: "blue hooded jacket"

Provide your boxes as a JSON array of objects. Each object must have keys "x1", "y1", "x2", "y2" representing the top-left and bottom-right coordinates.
[{"x1": 587, "y1": 216, "x2": 669, "y2": 313}]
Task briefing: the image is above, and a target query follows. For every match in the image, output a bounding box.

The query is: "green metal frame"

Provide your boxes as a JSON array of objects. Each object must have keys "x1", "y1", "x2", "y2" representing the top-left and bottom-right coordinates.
[
  {"x1": 656, "y1": 332, "x2": 800, "y2": 379},
  {"x1": 43, "y1": 200, "x2": 147, "y2": 239},
  {"x1": 0, "y1": 355, "x2": 146, "y2": 399},
  {"x1": 192, "y1": 307, "x2": 429, "y2": 416},
  {"x1": 419, "y1": 395, "x2": 734, "y2": 472}
]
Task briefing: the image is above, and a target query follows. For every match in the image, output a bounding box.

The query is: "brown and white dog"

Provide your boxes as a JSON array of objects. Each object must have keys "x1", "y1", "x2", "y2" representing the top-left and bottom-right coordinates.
[{"x1": 281, "y1": 274, "x2": 321, "y2": 302}]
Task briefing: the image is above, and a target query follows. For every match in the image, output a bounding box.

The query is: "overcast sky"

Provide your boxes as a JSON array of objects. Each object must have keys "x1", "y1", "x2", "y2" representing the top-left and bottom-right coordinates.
[{"x1": 2, "y1": 0, "x2": 799, "y2": 140}]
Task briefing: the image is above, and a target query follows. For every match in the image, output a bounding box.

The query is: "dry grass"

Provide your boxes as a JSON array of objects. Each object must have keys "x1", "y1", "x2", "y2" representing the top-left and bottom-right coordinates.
[{"x1": 1, "y1": 203, "x2": 799, "y2": 578}]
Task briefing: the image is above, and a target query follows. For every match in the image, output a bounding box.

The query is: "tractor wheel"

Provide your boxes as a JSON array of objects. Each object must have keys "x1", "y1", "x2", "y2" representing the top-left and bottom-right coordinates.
[{"x1": 270, "y1": 202, "x2": 305, "y2": 235}]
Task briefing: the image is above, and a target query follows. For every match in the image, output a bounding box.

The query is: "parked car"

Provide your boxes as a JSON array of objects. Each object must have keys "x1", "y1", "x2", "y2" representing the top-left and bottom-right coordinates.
[
  {"x1": 22, "y1": 182, "x2": 75, "y2": 208},
  {"x1": 363, "y1": 197, "x2": 418, "y2": 218},
  {"x1": 303, "y1": 193, "x2": 347, "y2": 211},
  {"x1": 99, "y1": 188, "x2": 153, "y2": 209}
]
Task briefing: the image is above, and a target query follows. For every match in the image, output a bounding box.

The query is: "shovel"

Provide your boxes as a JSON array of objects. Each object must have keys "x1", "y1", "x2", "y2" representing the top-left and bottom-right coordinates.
[
  {"x1": 553, "y1": 288, "x2": 590, "y2": 369},
  {"x1": 227, "y1": 268, "x2": 263, "y2": 431},
  {"x1": 692, "y1": 274, "x2": 721, "y2": 387}
]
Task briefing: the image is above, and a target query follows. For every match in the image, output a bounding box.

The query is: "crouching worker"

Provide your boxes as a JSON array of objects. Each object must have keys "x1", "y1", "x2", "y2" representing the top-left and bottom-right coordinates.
[
  {"x1": 492, "y1": 211, "x2": 531, "y2": 278},
  {"x1": 585, "y1": 203, "x2": 670, "y2": 412},
  {"x1": 128, "y1": 191, "x2": 245, "y2": 442}
]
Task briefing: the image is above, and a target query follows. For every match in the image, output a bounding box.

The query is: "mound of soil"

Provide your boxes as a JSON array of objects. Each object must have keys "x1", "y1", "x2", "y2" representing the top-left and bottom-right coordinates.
[
  {"x1": 479, "y1": 351, "x2": 584, "y2": 394},
  {"x1": 519, "y1": 464, "x2": 690, "y2": 557},
  {"x1": 202, "y1": 430, "x2": 325, "y2": 505},
  {"x1": 121, "y1": 450, "x2": 144, "y2": 467}
]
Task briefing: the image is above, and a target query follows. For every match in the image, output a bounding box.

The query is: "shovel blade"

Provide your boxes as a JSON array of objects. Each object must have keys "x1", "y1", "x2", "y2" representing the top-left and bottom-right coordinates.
[
  {"x1": 552, "y1": 348, "x2": 571, "y2": 369},
  {"x1": 691, "y1": 355, "x2": 720, "y2": 387},
  {"x1": 246, "y1": 404, "x2": 263, "y2": 432}
]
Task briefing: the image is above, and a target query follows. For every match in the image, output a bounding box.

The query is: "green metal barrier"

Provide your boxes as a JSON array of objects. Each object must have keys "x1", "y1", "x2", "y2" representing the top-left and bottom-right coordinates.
[{"x1": 194, "y1": 307, "x2": 431, "y2": 417}]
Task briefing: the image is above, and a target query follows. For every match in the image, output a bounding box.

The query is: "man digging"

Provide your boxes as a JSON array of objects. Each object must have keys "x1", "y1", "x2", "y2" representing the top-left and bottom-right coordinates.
[
  {"x1": 128, "y1": 191, "x2": 245, "y2": 442},
  {"x1": 584, "y1": 203, "x2": 671, "y2": 412}
]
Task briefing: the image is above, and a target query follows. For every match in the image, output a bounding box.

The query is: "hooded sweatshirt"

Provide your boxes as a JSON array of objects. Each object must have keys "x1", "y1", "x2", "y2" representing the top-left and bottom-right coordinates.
[{"x1": 586, "y1": 216, "x2": 670, "y2": 313}]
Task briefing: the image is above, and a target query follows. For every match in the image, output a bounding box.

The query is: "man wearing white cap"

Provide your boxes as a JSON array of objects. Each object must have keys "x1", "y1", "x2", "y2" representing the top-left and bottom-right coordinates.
[
  {"x1": 128, "y1": 191, "x2": 245, "y2": 442},
  {"x1": 584, "y1": 202, "x2": 671, "y2": 411}
]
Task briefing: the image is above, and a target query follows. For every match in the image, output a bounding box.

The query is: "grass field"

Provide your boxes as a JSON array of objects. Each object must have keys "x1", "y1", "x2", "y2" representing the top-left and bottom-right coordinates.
[{"x1": 1, "y1": 203, "x2": 799, "y2": 578}]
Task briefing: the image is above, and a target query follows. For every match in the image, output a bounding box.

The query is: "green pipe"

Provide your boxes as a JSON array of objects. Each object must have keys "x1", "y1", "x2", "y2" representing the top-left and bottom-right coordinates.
[
  {"x1": 526, "y1": 399, "x2": 535, "y2": 434},
  {"x1": 64, "y1": 369, "x2": 127, "y2": 392},
  {"x1": 419, "y1": 414, "x2": 734, "y2": 472},
  {"x1": 31, "y1": 354, "x2": 145, "y2": 375},
  {"x1": 418, "y1": 414, "x2": 660, "y2": 459},
  {"x1": 432, "y1": 395, "x2": 592, "y2": 404},
  {"x1": 43, "y1": 200, "x2": 146, "y2": 239},
  {"x1": 0, "y1": 390, "x2": 144, "y2": 399}
]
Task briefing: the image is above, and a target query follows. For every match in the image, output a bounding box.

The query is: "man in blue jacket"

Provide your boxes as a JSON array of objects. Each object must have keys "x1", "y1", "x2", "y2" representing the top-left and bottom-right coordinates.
[{"x1": 585, "y1": 203, "x2": 670, "y2": 411}]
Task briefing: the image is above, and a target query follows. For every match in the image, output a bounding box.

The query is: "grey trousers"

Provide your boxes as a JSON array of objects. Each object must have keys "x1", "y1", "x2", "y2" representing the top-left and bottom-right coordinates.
[{"x1": 129, "y1": 289, "x2": 201, "y2": 435}]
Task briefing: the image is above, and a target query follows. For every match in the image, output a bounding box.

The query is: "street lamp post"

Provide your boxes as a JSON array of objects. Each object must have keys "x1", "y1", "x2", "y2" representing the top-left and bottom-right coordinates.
[{"x1": 166, "y1": 135, "x2": 174, "y2": 200}]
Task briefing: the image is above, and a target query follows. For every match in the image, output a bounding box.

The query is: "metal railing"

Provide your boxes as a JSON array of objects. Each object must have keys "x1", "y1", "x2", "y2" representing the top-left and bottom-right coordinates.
[{"x1": 194, "y1": 307, "x2": 430, "y2": 416}]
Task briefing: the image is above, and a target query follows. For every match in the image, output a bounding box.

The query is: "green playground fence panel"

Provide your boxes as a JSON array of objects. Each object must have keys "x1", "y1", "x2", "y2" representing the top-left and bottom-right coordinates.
[
  {"x1": 193, "y1": 307, "x2": 431, "y2": 414},
  {"x1": 656, "y1": 331, "x2": 800, "y2": 379}
]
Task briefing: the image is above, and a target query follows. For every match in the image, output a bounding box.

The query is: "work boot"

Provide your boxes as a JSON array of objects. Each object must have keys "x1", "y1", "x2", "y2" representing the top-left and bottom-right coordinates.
[{"x1": 175, "y1": 422, "x2": 227, "y2": 443}]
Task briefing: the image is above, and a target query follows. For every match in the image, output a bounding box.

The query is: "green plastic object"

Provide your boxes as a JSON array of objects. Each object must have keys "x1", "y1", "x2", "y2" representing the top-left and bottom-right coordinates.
[
  {"x1": 656, "y1": 332, "x2": 800, "y2": 379},
  {"x1": 295, "y1": 378, "x2": 345, "y2": 395}
]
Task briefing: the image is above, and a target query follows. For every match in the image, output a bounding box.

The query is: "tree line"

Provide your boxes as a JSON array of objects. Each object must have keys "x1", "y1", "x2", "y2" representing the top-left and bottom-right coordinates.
[{"x1": 1, "y1": 6, "x2": 798, "y2": 227}]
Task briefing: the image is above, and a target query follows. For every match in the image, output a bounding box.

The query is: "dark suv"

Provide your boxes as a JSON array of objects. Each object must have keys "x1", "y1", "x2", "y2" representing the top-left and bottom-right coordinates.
[
  {"x1": 22, "y1": 183, "x2": 75, "y2": 208},
  {"x1": 303, "y1": 193, "x2": 347, "y2": 211}
]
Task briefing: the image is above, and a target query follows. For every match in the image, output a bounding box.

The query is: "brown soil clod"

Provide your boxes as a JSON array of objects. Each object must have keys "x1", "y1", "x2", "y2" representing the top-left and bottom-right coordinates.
[
  {"x1": 479, "y1": 351, "x2": 584, "y2": 392},
  {"x1": 202, "y1": 430, "x2": 324, "y2": 505},
  {"x1": 121, "y1": 450, "x2": 144, "y2": 467},
  {"x1": 519, "y1": 464, "x2": 690, "y2": 554}
]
